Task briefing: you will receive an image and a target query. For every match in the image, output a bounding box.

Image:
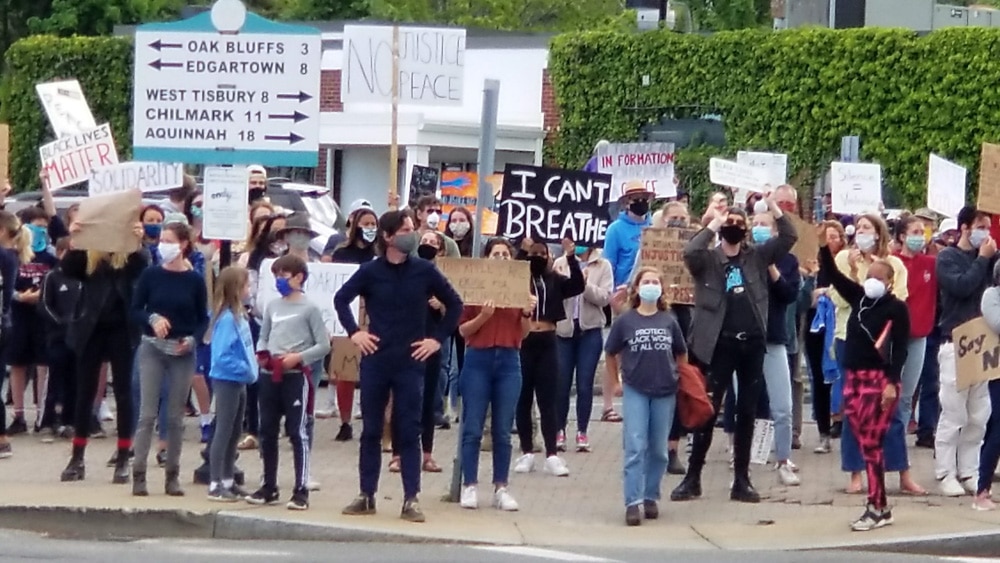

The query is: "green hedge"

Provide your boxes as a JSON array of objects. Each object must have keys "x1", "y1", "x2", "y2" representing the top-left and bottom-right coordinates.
[
  {"x1": 548, "y1": 27, "x2": 1000, "y2": 209},
  {"x1": 1, "y1": 35, "x2": 134, "y2": 192}
]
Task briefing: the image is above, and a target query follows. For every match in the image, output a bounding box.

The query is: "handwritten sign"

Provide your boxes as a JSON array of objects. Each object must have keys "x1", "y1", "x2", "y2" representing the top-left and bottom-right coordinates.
[
  {"x1": 257, "y1": 259, "x2": 360, "y2": 338},
  {"x1": 39, "y1": 123, "x2": 119, "y2": 190},
  {"x1": 440, "y1": 171, "x2": 502, "y2": 235},
  {"x1": 927, "y1": 154, "x2": 967, "y2": 218},
  {"x1": 436, "y1": 257, "x2": 530, "y2": 309},
  {"x1": 328, "y1": 300, "x2": 368, "y2": 383},
  {"x1": 35, "y1": 79, "x2": 97, "y2": 138},
  {"x1": 496, "y1": 164, "x2": 613, "y2": 246},
  {"x1": 736, "y1": 151, "x2": 787, "y2": 188},
  {"x1": 954, "y1": 316, "x2": 1000, "y2": 391},
  {"x1": 408, "y1": 164, "x2": 439, "y2": 207},
  {"x1": 0, "y1": 124, "x2": 8, "y2": 183},
  {"x1": 830, "y1": 161, "x2": 882, "y2": 215},
  {"x1": 638, "y1": 228, "x2": 696, "y2": 305},
  {"x1": 596, "y1": 142, "x2": 676, "y2": 199},
  {"x1": 88, "y1": 161, "x2": 184, "y2": 196},
  {"x1": 978, "y1": 143, "x2": 1000, "y2": 215},
  {"x1": 709, "y1": 158, "x2": 768, "y2": 193},
  {"x1": 201, "y1": 166, "x2": 249, "y2": 241},
  {"x1": 342, "y1": 25, "x2": 466, "y2": 106}
]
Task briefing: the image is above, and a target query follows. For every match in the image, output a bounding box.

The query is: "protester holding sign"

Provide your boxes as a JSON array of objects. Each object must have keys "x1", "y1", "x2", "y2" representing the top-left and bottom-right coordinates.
[
  {"x1": 975, "y1": 263, "x2": 1000, "y2": 510},
  {"x1": 0, "y1": 211, "x2": 24, "y2": 459}
]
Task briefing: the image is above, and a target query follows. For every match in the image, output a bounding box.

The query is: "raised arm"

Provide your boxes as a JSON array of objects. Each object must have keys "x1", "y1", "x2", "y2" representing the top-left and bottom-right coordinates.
[
  {"x1": 557, "y1": 252, "x2": 585, "y2": 298},
  {"x1": 819, "y1": 245, "x2": 864, "y2": 305}
]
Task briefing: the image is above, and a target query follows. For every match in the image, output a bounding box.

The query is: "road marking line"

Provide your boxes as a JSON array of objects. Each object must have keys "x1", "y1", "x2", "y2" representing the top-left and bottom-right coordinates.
[
  {"x1": 135, "y1": 541, "x2": 293, "y2": 558},
  {"x1": 942, "y1": 558, "x2": 1000, "y2": 563},
  {"x1": 473, "y1": 546, "x2": 618, "y2": 562}
]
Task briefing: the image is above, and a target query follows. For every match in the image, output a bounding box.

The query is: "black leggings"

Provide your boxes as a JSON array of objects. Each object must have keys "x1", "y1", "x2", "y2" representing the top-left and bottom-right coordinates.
[
  {"x1": 804, "y1": 324, "x2": 832, "y2": 437},
  {"x1": 73, "y1": 324, "x2": 135, "y2": 446},
  {"x1": 518, "y1": 331, "x2": 559, "y2": 457}
]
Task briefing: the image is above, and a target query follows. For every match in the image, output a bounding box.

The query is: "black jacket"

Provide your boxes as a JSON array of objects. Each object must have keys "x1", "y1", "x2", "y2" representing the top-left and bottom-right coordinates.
[
  {"x1": 39, "y1": 264, "x2": 82, "y2": 347},
  {"x1": 61, "y1": 250, "x2": 148, "y2": 354},
  {"x1": 766, "y1": 253, "x2": 800, "y2": 345},
  {"x1": 518, "y1": 251, "x2": 585, "y2": 324}
]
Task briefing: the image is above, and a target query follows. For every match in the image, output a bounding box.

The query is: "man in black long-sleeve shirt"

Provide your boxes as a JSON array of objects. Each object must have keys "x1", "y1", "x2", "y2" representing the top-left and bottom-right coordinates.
[
  {"x1": 934, "y1": 205, "x2": 996, "y2": 497},
  {"x1": 334, "y1": 209, "x2": 463, "y2": 523}
]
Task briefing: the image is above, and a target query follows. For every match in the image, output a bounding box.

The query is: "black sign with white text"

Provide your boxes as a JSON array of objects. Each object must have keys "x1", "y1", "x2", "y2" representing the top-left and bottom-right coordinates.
[{"x1": 497, "y1": 164, "x2": 613, "y2": 247}]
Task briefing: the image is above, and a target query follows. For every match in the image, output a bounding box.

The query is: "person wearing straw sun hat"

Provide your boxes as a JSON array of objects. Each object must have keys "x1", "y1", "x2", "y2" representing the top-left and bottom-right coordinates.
[{"x1": 603, "y1": 180, "x2": 655, "y2": 289}]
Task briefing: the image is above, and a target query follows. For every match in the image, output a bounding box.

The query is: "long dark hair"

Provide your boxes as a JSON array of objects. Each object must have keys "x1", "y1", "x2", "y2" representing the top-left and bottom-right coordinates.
[
  {"x1": 375, "y1": 209, "x2": 413, "y2": 257},
  {"x1": 444, "y1": 206, "x2": 474, "y2": 257},
  {"x1": 247, "y1": 215, "x2": 284, "y2": 271},
  {"x1": 336, "y1": 208, "x2": 378, "y2": 253}
]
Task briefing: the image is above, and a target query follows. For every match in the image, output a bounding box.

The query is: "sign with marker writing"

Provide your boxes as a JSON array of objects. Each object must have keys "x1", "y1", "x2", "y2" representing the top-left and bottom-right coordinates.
[
  {"x1": 978, "y1": 143, "x2": 1000, "y2": 216},
  {"x1": 927, "y1": 153, "x2": 966, "y2": 218},
  {"x1": 638, "y1": 228, "x2": 697, "y2": 305},
  {"x1": 132, "y1": 10, "x2": 321, "y2": 166},
  {"x1": 437, "y1": 257, "x2": 530, "y2": 309},
  {"x1": 440, "y1": 171, "x2": 502, "y2": 235},
  {"x1": 88, "y1": 161, "x2": 185, "y2": 196},
  {"x1": 39, "y1": 123, "x2": 120, "y2": 190},
  {"x1": 953, "y1": 316, "x2": 1000, "y2": 391},
  {"x1": 35, "y1": 80, "x2": 98, "y2": 138},
  {"x1": 496, "y1": 164, "x2": 613, "y2": 246},
  {"x1": 201, "y1": 165, "x2": 249, "y2": 241},
  {"x1": 709, "y1": 158, "x2": 769, "y2": 193},
  {"x1": 257, "y1": 259, "x2": 360, "y2": 338},
  {"x1": 342, "y1": 25, "x2": 466, "y2": 106},
  {"x1": 736, "y1": 151, "x2": 787, "y2": 188},
  {"x1": 328, "y1": 300, "x2": 367, "y2": 383},
  {"x1": 596, "y1": 142, "x2": 676, "y2": 199},
  {"x1": 830, "y1": 161, "x2": 882, "y2": 215}
]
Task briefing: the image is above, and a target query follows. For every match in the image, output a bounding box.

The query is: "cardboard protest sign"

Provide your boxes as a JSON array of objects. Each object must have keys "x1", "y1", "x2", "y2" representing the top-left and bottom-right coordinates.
[
  {"x1": 201, "y1": 166, "x2": 250, "y2": 241},
  {"x1": 71, "y1": 189, "x2": 142, "y2": 253},
  {"x1": 709, "y1": 158, "x2": 768, "y2": 193},
  {"x1": 0, "y1": 124, "x2": 8, "y2": 183},
  {"x1": 496, "y1": 164, "x2": 613, "y2": 246},
  {"x1": 596, "y1": 142, "x2": 676, "y2": 199},
  {"x1": 830, "y1": 162, "x2": 882, "y2": 215},
  {"x1": 787, "y1": 213, "x2": 819, "y2": 265},
  {"x1": 439, "y1": 170, "x2": 502, "y2": 235},
  {"x1": 88, "y1": 161, "x2": 184, "y2": 196},
  {"x1": 39, "y1": 123, "x2": 119, "y2": 190},
  {"x1": 407, "y1": 164, "x2": 439, "y2": 207},
  {"x1": 638, "y1": 228, "x2": 697, "y2": 305},
  {"x1": 977, "y1": 143, "x2": 1000, "y2": 215},
  {"x1": 328, "y1": 300, "x2": 368, "y2": 383},
  {"x1": 257, "y1": 260, "x2": 360, "y2": 338},
  {"x1": 437, "y1": 257, "x2": 531, "y2": 309},
  {"x1": 928, "y1": 154, "x2": 966, "y2": 218},
  {"x1": 35, "y1": 80, "x2": 97, "y2": 138},
  {"x1": 954, "y1": 316, "x2": 1000, "y2": 391}
]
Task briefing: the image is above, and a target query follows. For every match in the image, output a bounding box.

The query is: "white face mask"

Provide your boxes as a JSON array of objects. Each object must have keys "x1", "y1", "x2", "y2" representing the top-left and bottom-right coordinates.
[
  {"x1": 863, "y1": 277, "x2": 886, "y2": 300},
  {"x1": 855, "y1": 233, "x2": 877, "y2": 252},
  {"x1": 449, "y1": 221, "x2": 470, "y2": 238},
  {"x1": 158, "y1": 242, "x2": 182, "y2": 264},
  {"x1": 361, "y1": 227, "x2": 377, "y2": 243},
  {"x1": 286, "y1": 232, "x2": 311, "y2": 251},
  {"x1": 425, "y1": 212, "x2": 441, "y2": 229}
]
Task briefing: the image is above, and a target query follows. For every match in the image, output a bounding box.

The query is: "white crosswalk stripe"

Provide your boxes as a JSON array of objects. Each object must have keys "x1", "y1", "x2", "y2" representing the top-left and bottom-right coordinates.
[
  {"x1": 473, "y1": 546, "x2": 620, "y2": 562},
  {"x1": 941, "y1": 558, "x2": 1000, "y2": 563}
]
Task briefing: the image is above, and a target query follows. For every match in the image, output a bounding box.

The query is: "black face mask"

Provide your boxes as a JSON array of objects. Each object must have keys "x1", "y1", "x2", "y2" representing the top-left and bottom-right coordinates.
[
  {"x1": 719, "y1": 225, "x2": 747, "y2": 245},
  {"x1": 628, "y1": 200, "x2": 650, "y2": 216},
  {"x1": 528, "y1": 256, "x2": 548, "y2": 277},
  {"x1": 249, "y1": 188, "x2": 266, "y2": 203},
  {"x1": 417, "y1": 244, "x2": 438, "y2": 261}
]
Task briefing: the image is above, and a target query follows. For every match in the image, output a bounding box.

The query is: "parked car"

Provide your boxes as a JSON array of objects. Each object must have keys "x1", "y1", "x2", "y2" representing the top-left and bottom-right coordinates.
[{"x1": 266, "y1": 182, "x2": 345, "y2": 257}]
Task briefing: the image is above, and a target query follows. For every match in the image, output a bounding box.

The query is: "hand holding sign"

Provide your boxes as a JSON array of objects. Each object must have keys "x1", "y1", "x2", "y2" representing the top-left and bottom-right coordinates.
[{"x1": 560, "y1": 238, "x2": 575, "y2": 256}]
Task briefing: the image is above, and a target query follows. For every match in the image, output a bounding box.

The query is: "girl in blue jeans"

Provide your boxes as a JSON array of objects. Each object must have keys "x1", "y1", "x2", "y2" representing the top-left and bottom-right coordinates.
[{"x1": 604, "y1": 267, "x2": 687, "y2": 527}]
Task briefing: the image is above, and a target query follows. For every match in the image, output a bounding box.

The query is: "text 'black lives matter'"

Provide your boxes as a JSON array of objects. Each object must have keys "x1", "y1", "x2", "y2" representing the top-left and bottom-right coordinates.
[{"x1": 497, "y1": 164, "x2": 613, "y2": 247}]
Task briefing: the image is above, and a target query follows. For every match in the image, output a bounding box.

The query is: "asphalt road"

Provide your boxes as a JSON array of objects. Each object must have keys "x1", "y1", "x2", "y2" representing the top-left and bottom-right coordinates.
[{"x1": 0, "y1": 531, "x2": 997, "y2": 563}]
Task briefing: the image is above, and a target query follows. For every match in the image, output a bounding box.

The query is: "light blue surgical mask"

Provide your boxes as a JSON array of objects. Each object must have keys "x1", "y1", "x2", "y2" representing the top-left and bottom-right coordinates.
[
  {"x1": 638, "y1": 284, "x2": 662, "y2": 303},
  {"x1": 751, "y1": 226, "x2": 772, "y2": 244},
  {"x1": 904, "y1": 235, "x2": 925, "y2": 253},
  {"x1": 971, "y1": 228, "x2": 989, "y2": 249}
]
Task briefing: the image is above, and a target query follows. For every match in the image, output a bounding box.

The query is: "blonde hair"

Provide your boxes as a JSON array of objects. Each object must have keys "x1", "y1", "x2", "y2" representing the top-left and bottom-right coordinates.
[
  {"x1": 85, "y1": 251, "x2": 129, "y2": 275},
  {"x1": 628, "y1": 266, "x2": 671, "y2": 311},
  {"x1": 206, "y1": 266, "x2": 250, "y2": 340},
  {"x1": 13, "y1": 224, "x2": 33, "y2": 264}
]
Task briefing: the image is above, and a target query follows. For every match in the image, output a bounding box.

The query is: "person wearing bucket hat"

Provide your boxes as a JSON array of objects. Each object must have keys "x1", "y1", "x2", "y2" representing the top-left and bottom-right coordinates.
[
  {"x1": 276, "y1": 213, "x2": 319, "y2": 259},
  {"x1": 603, "y1": 180, "x2": 654, "y2": 288}
]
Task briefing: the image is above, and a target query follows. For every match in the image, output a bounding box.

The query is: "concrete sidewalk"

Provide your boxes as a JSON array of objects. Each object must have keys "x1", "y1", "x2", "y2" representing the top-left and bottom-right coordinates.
[{"x1": 1, "y1": 409, "x2": 999, "y2": 551}]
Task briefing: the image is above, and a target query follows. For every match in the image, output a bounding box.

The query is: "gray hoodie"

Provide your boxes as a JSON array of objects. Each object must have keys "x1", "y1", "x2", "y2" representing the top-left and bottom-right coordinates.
[{"x1": 980, "y1": 262, "x2": 1000, "y2": 335}]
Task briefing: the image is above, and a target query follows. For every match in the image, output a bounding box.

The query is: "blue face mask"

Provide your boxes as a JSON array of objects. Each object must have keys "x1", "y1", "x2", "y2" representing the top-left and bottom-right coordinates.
[
  {"x1": 751, "y1": 226, "x2": 772, "y2": 244},
  {"x1": 904, "y1": 235, "x2": 925, "y2": 253},
  {"x1": 192, "y1": 205, "x2": 203, "y2": 219},
  {"x1": 27, "y1": 224, "x2": 48, "y2": 253},
  {"x1": 638, "y1": 284, "x2": 662, "y2": 303},
  {"x1": 143, "y1": 223, "x2": 162, "y2": 239},
  {"x1": 575, "y1": 245, "x2": 588, "y2": 256},
  {"x1": 275, "y1": 277, "x2": 295, "y2": 297}
]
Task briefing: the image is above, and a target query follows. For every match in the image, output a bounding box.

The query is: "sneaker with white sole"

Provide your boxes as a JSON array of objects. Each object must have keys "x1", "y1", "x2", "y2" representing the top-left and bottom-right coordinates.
[
  {"x1": 939, "y1": 475, "x2": 966, "y2": 497},
  {"x1": 777, "y1": 463, "x2": 801, "y2": 486},
  {"x1": 544, "y1": 455, "x2": 570, "y2": 477},
  {"x1": 851, "y1": 504, "x2": 892, "y2": 531},
  {"x1": 576, "y1": 432, "x2": 591, "y2": 452},
  {"x1": 493, "y1": 487, "x2": 519, "y2": 511},
  {"x1": 785, "y1": 460, "x2": 800, "y2": 473},
  {"x1": 814, "y1": 436, "x2": 832, "y2": 454},
  {"x1": 307, "y1": 479, "x2": 321, "y2": 492},
  {"x1": 513, "y1": 453, "x2": 535, "y2": 474},
  {"x1": 961, "y1": 476, "x2": 978, "y2": 495},
  {"x1": 460, "y1": 485, "x2": 478, "y2": 509},
  {"x1": 555, "y1": 430, "x2": 566, "y2": 452},
  {"x1": 973, "y1": 491, "x2": 996, "y2": 511},
  {"x1": 99, "y1": 401, "x2": 115, "y2": 422}
]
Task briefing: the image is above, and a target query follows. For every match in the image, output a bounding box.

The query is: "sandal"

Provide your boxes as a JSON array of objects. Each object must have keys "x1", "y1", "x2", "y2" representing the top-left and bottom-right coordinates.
[
  {"x1": 601, "y1": 408, "x2": 623, "y2": 423},
  {"x1": 236, "y1": 435, "x2": 258, "y2": 450},
  {"x1": 422, "y1": 459, "x2": 442, "y2": 473},
  {"x1": 388, "y1": 457, "x2": 401, "y2": 473}
]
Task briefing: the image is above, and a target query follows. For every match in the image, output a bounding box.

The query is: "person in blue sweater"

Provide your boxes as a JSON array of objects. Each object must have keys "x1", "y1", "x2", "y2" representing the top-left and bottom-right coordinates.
[
  {"x1": 603, "y1": 181, "x2": 654, "y2": 288},
  {"x1": 335, "y1": 209, "x2": 464, "y2": 523},
  {"x1": 206, "y1": 266, "x2": 257, "y2": 502}
]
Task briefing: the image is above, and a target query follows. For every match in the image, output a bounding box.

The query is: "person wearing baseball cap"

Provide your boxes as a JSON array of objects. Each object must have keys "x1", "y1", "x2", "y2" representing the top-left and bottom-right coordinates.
[
  {"x1": 604, "y1": 180, "x2": 654, "y2": 288},
  {"x1": 247, "y1": 165, "x2": 268, "y2": 204}
]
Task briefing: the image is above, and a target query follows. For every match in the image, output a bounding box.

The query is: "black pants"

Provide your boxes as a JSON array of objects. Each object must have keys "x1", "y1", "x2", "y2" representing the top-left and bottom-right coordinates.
[
  {"x1": 40, "y1": 339, "x2": 76, "y2": 430},
  {"x1": 73, "y1": 324, "x2": 134, "y2": 445},
  {"x1": 259, "y1": 371, "x2": 311, "y2": 493},
  {"x1": 517, "y1": 331, "x2": 559, "y2": 457},
  {"x1": 244, "y1": 318, "x2": 262, "y2": 437},
  {"x1": 687, "y1": 334, "x2": 765, "y2": 481},
  {"x1": 395, "y1": 352, "x2": 441, "y2": 456},
  {"x1": 804, "y1": 326, "x2": 832, "y2": 437}
]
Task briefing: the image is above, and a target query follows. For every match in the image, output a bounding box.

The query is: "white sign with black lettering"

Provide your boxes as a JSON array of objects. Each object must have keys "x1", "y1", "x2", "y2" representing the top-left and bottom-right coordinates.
[
  {"x1": 736, "y1": 151, "x2": 787, "y2": 188},
  {"x1": 709, "y1": 158, "x2": 769, "y2": 193},
  {"x1": 88, "y1": 161, "x2": 184, "y2": 196},
  {"x1": 831, "y1": 161, "x2": 882, "y2": 215},
  {"x1": 201, "y1": 165, "x2": 249, "y2": 241},
  {"x1": 342, "y1": 25, "x2": 466, "y2": 106},
  {"x1": 257, "y1": 259, "x2": 360, "y2": 338},
  {"x1": 35, "y1": 80, "x2": 98, "y2": 138}
]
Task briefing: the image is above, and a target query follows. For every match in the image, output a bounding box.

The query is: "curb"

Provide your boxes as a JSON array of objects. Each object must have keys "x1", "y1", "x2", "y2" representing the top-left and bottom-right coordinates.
[{"x1": 817, "y1": 528, "x2": 1000, "y2": 557}]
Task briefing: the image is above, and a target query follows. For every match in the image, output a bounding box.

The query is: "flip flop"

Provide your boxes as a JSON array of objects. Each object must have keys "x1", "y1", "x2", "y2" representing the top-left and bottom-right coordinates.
[
  {"x1": 899, "y1": 486, "x2": 929, "y2": 496},
  {"x1": 844, "y1": 485, "x2": 864, "y2": 495},
  {"x1": 388, "y1": 458, "x2": 401, "y2": 473},
  {"x1": 422, "y1": 459, "x2": 442, "y2": 473},
  {"x1": 601, "y1": 408, "x2": 623, "y2": 423}
]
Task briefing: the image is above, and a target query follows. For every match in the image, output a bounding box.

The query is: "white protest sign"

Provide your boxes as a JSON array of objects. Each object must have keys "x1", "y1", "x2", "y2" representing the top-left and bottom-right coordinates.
[
  {"x1": 201, "y1": 166, "x2": 249, "y2": 241},
  {"x1": 750, "y1": 419, "x2": 775, "y2": 465},
  {"x1": 342, "y1": 25, "x2": 466, "y2": 105},
  {"x1": 88, "y1": 161, "x2": 184, "y2": 196},
  {"x1": 39, "y1": 124, "x2": 120, "y2": 190},
  {"x1": 928, "y1": 154, "x2": 966, "y2": 218},
  {"x1": 736, "y1": 151, "x2": 787, "y2": 187},
  {"x1": 35, "y1": 80, "x2": 98, "y2": 138},
  {"x1": 831, "y1": 161, "x2": 882, "y2": 215},
  {"x1": 596, "y1": 142, "x2": 676, "y2": 199},
  {"x1": 709, "y1": 158, "x2": 768, "y2": 193},
  {"x1": 257, "y1": 259, "x2": 360, "y2": 338}
]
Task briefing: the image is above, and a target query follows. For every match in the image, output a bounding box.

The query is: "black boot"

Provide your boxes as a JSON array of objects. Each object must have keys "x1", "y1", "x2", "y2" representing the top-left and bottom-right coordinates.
[
  {"x1": 730, "y1": 475, "x2": 761, "y2": 503},
  {"x1": 670, "y1": 471, "x2": 702, "y2": 501},
  {"x1": 667, "y1": 449, "x2": 686, "y2": 475},
  {"x1": 165, "y1": 468, "x2": 184, "y2": 496},
  {"x1": 132, "y1": 470, "x2": 148, "y2": 496},
  {"x1": 335, "y1": 423, "x2": 353, "y2": 442},
  {"x1": 60, "y1": 445, "x2": 86, "y2": 482},
  {"x1": 112, "y1": 448, "x2": 131, "y2": 484}
]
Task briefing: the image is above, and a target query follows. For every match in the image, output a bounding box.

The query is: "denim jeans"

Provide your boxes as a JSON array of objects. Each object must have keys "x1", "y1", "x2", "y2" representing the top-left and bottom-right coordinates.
[
  {"x1": 434, "y1": 336, "x2": 454, "y2": 419},
  {"x1": 977, "y1": 379, "x2": 1000, "y2": 494},
  {"x1": 460, "y1": 347, "x2": 522, "y2": 486},
  {"x1": 831, "y1": 339, "x2": 845, "y2": 416},
  {"x1": 556, "y1": 324, "x2": 602, "y2": 435},
  {"x1": 917, "y1": 331, "x2": 941, "y2": 442},
  {"x1": 763, "y1": 343, "x2": 793, "y2": 462},
  {"x1": 130, "y1": 351, "x2": 169, "y2": 442},
  {"x1": 622, "y1": 383, "x2": 675, "y2": 507}
]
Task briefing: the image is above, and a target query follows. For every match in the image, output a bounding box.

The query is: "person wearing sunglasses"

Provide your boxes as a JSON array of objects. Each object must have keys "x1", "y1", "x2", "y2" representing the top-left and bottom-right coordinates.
[{"x1": 413, "y1": 196, "x2": 460, "y2": 258}]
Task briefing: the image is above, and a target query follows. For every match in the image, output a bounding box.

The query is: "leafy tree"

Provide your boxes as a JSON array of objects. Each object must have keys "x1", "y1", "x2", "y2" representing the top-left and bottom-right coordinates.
[
  {"x1": 26, "y1": 0, "x2": 184, "y2": 37},
  {"x1": 362, "y1": 0, "x2": 628, "y2": 32}
]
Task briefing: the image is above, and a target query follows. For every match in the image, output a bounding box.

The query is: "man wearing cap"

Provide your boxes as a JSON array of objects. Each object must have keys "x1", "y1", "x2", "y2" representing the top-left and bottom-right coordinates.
[
  {"x1": 248, "y1": 165, "x2": 268, "y2": 204},
  {"x1": 603, "y1": 180, "x2": 654, "y2": 288}
]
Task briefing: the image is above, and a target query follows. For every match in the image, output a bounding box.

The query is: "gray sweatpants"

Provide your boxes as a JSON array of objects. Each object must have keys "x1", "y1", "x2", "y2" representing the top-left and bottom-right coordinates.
[
  {"x1": 133, "y1": 340, "x2": 195, "y2": 473},
  {"x1": 210, "y1": 379, "x2": 247, "y2": 484}
]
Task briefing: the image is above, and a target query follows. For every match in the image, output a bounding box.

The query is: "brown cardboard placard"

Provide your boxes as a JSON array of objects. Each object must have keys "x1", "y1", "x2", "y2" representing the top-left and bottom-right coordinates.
[
  {"x1": 638, "y1": 227, "x2": 697, "y2": 305},
  {"x1": 954, "y1": 316, "x2": 1000, "y2": 391},
  {"x1": 0, "y1": 124, "x2": 8, "y2": 183},
  {"x1": 787, "y1": 213, "x2": 819, "y2": 266},
  {"x1": 436, "y1": 257, "x2": 531, "y2": 309},
  {"x1": 71, "y1": 189, "x2": 142, "y2": 253},
  {"x1": 977, "y1": 143, "x2": 1000, "y2": 215},
  {"x1": 327, "y1": 300, "x2": 367, "y2": 383}
]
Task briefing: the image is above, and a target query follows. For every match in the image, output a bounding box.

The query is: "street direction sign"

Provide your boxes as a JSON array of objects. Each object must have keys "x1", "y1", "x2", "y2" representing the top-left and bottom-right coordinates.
[{"x1": 132, "y1": 8, "x2": 321, "y2": 166}]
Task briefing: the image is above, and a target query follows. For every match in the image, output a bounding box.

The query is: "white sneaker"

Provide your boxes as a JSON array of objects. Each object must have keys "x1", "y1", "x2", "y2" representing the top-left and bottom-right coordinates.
[
  {"x1": 939, "y1": 475, "x2": 966, "y2": 497},
  {"x1": 961, "y1": 476, "x2": 979, "y2": 495},
  {"x1": 493, "y1": 487, "x2": 519, "y2": 511},
  {"x1": 307, "y1": 479, "x2": 321, "y2": 492},
  {"x1": 544, "y1": 455, "x2": 570, "y2": 477},
  {"x1": 460, "y1": 485, "x2": 478, "y2": 509},
  {"x1": 785, "y1": 459, "x2": 800, "y2": 473},
  {"x1": 99, "y1": 400, "x2": 115, "y2": 422},
  {"x1": 777, "y1": 463, "x2": 801, "y2": 486},
  {"x1": 513, "y1": 453, "x2": 535, "y2": 474}
]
